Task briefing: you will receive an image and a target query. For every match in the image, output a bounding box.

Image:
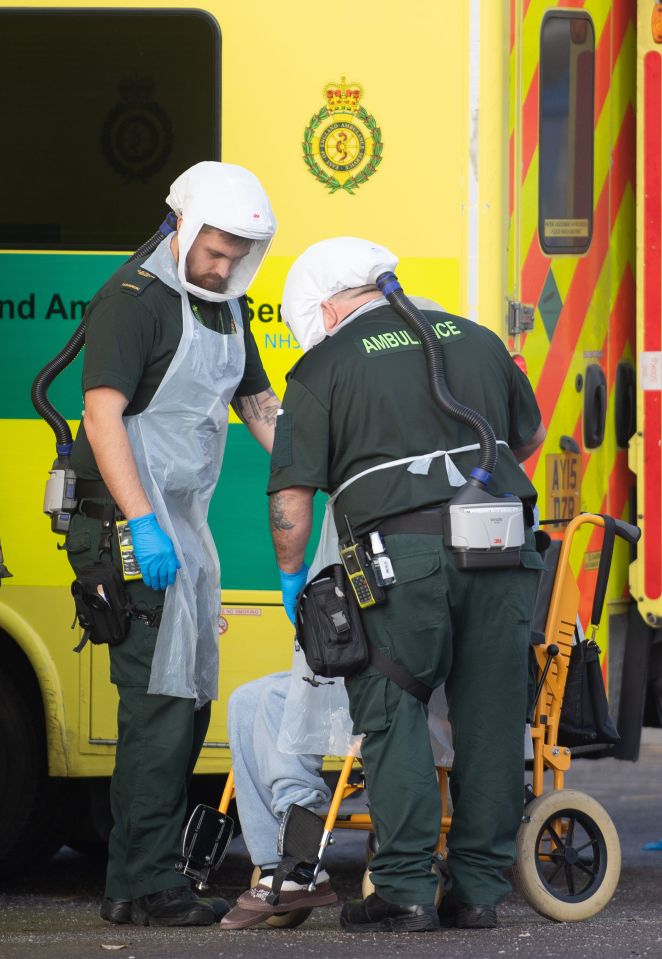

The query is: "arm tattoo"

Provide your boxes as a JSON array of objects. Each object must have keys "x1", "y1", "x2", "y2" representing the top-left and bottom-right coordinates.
[
  {"x1": 270, "y1": 493, "x2": 295, "y2": 531},
  {"x1": 233, "y1": 388, "x2": 280, "y2": 429}
]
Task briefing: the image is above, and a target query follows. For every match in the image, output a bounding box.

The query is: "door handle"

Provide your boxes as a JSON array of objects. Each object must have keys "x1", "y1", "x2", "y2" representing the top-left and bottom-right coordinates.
[{"x1": 583, "y1": 364, "x2": 607, "y2": 449}]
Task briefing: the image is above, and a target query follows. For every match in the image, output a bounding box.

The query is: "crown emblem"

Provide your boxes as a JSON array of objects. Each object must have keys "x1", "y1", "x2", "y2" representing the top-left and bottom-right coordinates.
[
  {"x1": 303, "y1": 78, "x2": 383, "y2": 195},
  {"x1": 324, "y1": 78, "x2": 363, "y2": 114}
]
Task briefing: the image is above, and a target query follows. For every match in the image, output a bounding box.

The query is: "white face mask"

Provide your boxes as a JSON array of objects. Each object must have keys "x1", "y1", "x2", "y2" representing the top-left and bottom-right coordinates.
[
  {"x1": 166, "y1": 161, "x2": 277, "y2": 302},
  {"x1": 281, "y1": 237, "x2": 399, "y2": 351}
]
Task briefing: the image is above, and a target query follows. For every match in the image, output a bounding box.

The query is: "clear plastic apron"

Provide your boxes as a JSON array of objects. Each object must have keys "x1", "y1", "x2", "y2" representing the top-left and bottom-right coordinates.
[{"x1": 125, "y1": 236, "x2": 245, "y2": 706}]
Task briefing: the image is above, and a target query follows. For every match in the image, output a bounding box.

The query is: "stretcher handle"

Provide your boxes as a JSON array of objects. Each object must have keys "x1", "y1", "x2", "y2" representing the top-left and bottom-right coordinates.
[{"x1": 613, "y1": 519, "x2": 640, "y2": 545}]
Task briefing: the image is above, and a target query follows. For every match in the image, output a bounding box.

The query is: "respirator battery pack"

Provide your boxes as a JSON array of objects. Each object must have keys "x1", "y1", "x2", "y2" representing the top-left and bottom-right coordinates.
[{"x1": 442, "y1": 485, "x2": 525, "y2": 569}]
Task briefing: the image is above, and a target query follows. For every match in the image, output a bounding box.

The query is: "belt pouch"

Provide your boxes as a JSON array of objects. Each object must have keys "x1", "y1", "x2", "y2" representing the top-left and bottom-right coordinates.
[
  {"x1": 295, "y1": 564, "x2": 369, "y2": 678},
  {"x1": 71, "y1": 562, "x2": 132, "y2": 649}
]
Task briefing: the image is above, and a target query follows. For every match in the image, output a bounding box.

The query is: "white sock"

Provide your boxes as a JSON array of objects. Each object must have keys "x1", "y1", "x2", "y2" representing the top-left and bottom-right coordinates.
[{"x1": 257, "y1": 869, "x2": 330, "y2": 891}]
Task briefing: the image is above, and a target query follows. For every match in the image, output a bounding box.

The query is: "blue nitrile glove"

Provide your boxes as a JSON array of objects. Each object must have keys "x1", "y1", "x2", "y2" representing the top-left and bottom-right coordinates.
[
  {"x1": 127, "y1": 513, "x2": 181, "y2": 592},
  {"x1": 279, "y1": 563, "x2": 309, "y2": 625}
]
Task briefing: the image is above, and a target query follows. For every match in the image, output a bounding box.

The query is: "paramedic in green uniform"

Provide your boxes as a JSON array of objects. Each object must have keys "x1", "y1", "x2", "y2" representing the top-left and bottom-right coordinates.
[
  {"x1": 65, "y1": 163, "x2": 279, "y2": 926},
  {"x1": 268, "y1": 237, "x2": 546, "y2": 933}
]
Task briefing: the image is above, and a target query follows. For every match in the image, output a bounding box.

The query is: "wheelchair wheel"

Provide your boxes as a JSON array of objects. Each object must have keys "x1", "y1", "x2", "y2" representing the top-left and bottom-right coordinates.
[
  {"x1": 250, "y1": 866, "x2": 313, "y2": 929},
  {"x1": 513, "y1": 789, "x2": 620, "y2": 922}
]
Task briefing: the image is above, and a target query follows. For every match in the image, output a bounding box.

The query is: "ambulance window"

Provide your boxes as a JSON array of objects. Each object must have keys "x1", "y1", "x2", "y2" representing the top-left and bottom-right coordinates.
[
  {"x1": 539, "y1": 12, "x2": 595, "y2": 255},
  {"x1": 0, "y1": 10, "x2": 220, "y2": 251}
]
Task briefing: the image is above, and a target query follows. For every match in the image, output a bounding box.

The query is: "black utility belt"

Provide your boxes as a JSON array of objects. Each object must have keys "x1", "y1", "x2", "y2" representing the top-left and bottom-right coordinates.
[
  {"x1": 75, "y1": 479, "x2": 118, "y2": 520},
  {"x1": 334, "y1": 508, "x2": 446, "y2": 552},
  {"x1": 79, "y1": 500, "x2": 120, "y2": 521},
  {"x1": 375, "y1": 506, "x2": 445, "y2": 537},
  {"x1": 337, "y1": 507, "x2": 446, "y2": 553},
  {"x1": 355, "y1": 498, "x2": 535, "y2": 541}
]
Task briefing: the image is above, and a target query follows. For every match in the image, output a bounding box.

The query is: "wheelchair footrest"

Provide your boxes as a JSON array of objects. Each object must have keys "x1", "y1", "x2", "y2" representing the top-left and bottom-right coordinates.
[
  {"x1": 278, "y1": 803, "x2": 325, "y2": 861},
  {"x1": 175, "y1": 803, "x2": 234, "y2": 890}
]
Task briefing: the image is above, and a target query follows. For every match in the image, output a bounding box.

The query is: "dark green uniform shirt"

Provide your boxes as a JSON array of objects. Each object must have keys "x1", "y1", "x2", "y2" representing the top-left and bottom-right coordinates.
[
  {"x1": 268, "y1": 304, "x2": 541, "y2": 535},
  {"x1": 72, "y1": 254, "x2": 270, "y2": 480}
]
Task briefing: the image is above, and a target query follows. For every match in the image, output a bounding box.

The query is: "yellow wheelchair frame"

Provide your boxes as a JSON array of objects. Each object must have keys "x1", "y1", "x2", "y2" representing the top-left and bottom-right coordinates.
[{"x1": 218, "y1": 513, "x2": 636, "y2": 926}]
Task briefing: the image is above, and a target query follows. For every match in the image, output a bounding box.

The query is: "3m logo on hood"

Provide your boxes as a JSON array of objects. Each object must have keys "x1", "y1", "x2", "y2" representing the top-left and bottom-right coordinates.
[{"x1": 302, "y1": 77, "x2": 383, "y2": 195}]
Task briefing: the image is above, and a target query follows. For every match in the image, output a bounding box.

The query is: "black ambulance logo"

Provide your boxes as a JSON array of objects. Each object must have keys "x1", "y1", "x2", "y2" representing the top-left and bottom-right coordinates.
[{"x1": 101, "y1": 76, "x2": 173, "y2": 182}]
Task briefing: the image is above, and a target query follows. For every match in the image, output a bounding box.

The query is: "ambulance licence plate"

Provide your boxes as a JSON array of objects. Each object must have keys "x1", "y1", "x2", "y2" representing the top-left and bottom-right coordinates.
[{"x1": 545, "y1": 453, "x2": 581, "y2": 528}]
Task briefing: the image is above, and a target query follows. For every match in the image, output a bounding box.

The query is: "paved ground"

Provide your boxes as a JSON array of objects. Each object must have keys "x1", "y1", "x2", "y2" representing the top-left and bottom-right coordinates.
[{"x1": 1, "y1": 732, "x2": 662, "y2": 959}]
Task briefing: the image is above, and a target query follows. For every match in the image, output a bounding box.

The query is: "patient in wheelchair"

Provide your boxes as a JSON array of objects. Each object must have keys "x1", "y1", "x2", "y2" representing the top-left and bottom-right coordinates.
[
  {"x1": 220, "y1": 670, "x2": 454, "y2": 929},
  {"x1": 220, "y1": 671, "x2": 337, "y2": 928}
]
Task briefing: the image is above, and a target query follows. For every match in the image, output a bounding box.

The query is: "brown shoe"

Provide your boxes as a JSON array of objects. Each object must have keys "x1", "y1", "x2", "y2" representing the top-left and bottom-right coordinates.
[{"x1": 220, "y1": 874, "x2": 337, "y2": 930}]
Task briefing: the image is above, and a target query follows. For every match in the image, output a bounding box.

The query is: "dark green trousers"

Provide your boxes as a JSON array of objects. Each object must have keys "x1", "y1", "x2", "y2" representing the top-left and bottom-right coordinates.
[
  {"x1": 65, "y1": 502, "x2": 211, "y2": 899},
  {"x1": 346, "y1": 530, "x2": 542, "y2": 907}
]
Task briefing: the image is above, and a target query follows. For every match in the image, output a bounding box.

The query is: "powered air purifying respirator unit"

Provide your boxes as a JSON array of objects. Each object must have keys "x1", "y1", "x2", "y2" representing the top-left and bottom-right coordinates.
[{"x1": 375, "y1": 272, "x2": 525, "y2": 569}]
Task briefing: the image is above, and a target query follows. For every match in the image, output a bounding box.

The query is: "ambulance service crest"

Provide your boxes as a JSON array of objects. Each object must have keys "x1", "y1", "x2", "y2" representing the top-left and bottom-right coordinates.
[
  {"x1": 302, "y1": 78, "x2": 383, "y2": 194},
  {"x1": 101, "y1": 76, "x2": 173, "y2": 183}
]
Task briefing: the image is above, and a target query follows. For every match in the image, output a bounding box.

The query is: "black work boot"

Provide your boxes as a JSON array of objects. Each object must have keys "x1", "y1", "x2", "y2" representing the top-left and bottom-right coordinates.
[
  {"x1": 201, "y1": 894, "x2": 231, "y2": 921},
  {"x1": 438, "y1": 891, "x2": 498, "y2": 929},
  {"x1": 131, "y1": 886, "x2": 228, "y2": 926},
  {"x1": 340, "y1": 892, "x2": 440, "y2": 932},
  {"x1": 100, "y1": 897, "x2": 132, "y2": 924}
]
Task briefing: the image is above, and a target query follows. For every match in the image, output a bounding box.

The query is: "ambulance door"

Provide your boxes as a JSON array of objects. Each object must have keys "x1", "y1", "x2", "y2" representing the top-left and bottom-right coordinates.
[{"x1": 511, "y1": 3, "x2": 636, "y2": 621}]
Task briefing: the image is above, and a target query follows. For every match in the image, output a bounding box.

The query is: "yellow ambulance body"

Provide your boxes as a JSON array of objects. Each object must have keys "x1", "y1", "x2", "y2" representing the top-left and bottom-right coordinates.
[{"x1": 0, "y1": 0, "x2": 655, "y2": 870}]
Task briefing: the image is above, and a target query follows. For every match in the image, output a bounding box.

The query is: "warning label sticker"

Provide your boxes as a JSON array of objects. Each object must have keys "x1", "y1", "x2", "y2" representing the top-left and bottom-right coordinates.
[{"x1": 544, "y1": 218, "x2": 589, "y2": 238}]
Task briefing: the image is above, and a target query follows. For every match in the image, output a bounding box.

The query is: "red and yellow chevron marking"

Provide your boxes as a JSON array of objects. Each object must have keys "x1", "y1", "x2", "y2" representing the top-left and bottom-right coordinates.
[
  {"x1": 509, "y1": 1, "x2": 636, "y2": 644},
  {"x1": 575, "y1": 267, "x2": 636, "y2": 627}
]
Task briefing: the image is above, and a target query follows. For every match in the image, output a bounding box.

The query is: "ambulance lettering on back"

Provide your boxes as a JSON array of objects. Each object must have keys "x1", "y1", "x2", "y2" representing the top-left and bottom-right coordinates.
[{"x1": 359, "y1": 321, "x2": 465, "y2": 356}]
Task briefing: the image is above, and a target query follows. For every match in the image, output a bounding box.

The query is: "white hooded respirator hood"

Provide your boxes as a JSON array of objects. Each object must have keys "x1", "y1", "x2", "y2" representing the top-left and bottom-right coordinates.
[
  {"x1": 281, "y1": 237, "x2": 399, "y2": 352},
  {"x1": 166, "y1": 161, "x2": 277, "y2": 303}
]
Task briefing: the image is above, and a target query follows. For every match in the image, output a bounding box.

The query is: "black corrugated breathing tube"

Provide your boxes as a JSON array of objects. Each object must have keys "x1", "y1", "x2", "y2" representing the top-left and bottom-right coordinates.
[
  {"x1": 31, "y1": 212, "x2": 178, "y2": 454},
  {"x1": 375, "y1": 271, "x2": 497, "y2": 488}
]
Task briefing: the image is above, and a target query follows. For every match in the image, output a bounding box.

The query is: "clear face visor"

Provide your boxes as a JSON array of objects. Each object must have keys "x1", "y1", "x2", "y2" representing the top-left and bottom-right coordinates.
[{"x1": 177, "y1": 219, "x2": 272, "y2": 303}]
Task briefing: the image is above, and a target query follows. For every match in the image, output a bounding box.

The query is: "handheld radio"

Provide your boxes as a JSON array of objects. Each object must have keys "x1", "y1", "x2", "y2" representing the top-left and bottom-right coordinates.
[
  {"x1": 339, "y1": 515, "x2": 385, "y2": 609},
  {"x1": 115, "y1": 520, "x2": 142, "y2": 581}
]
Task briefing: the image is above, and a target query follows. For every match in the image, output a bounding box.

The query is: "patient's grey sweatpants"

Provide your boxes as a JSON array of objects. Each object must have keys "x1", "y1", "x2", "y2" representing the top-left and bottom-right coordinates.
[{"x1": 227, "y1": 672, "x2": 331, "y2": 868}]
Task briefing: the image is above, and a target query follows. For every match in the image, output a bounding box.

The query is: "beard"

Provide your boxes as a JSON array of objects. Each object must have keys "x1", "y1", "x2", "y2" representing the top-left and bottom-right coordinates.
[{"x1": 187, "y1": 270, "x2": 228, "y2": 293}]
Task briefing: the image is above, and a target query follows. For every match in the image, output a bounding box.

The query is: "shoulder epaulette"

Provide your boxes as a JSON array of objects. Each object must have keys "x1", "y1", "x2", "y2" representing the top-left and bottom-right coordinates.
[{"x1": 119, "y1": 267, "x2": 157, "y2": 297}]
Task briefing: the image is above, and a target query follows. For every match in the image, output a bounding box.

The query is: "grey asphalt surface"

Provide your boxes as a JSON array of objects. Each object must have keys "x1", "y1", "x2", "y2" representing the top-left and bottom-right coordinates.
[{"x1": 1, "y1": 733, "x2": 661, "y2": 959}]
